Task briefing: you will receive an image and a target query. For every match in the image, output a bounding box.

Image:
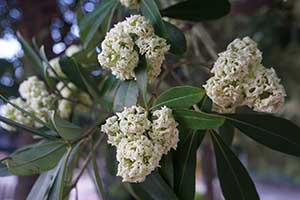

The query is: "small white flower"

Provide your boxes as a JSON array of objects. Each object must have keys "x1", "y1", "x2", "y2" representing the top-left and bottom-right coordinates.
[
  {"x1": 117, "y1": 106, "x2": 151, "y2": 136},
  {"x1": 98, "y1": 23, "x2": 139, "y2": 80},
  {"x1": 101, "y1": 105, "x2": 179, "y2": 182},
  {"x1": 98, "y1": 15, "x2": 169, "y2": 82},
  {"x1": 116, "y1": 136, "x2": 161, "y2": 183},
  {"x1": 57, "y1": 99, "x2": 73, "y2": 119},
  {"x1": 150, "y1": 106, "x2": 179, "y2": 154},
  {"x1": 203, "y1": 37, "x2": 286, "y2": 113},
  {"x1": 56, "y1": 82, "x2": 77, "y2": 99},
  {"x1": 75, "y1": 92, "x2": 93, "y2": 113},
  {"x1": 120, "y1": 0, "x2": 139, "y2": 9},
  {"x1": 136, "y1": 35, "x2": 170, "y2": 82},
  {"x1": 19, "y1": 76, "x2": 48, "y2": 100},
  {"x1": 0, "y1": 98, "x2": 33, "y2": 131},
  {"x1": 124, "y1": 15, "x2": 154, "y2": 38}
]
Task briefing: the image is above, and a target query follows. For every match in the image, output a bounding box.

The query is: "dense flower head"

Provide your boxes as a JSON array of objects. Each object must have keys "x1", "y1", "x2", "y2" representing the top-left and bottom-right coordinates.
[
  {"x1": 0, "y1": 98, "x2": 33, "y2": 131},
  {"x1": 98, "y1": 15, "x2": 169, "y2": 82},
  {"x1": 120, "y1": 0, "x2": 139, "y2": 9},
  {"x1": 101, "y1": 105, "x2": 179, "y2": 183},
  {"x1": 203, "y1": 37, "x2": 286, "y2": 113},
  {"x1": 17, "y1": 76, "x2": 55, "y2": 128},
  {"x1": 19, "y1": 76, "x2": 48, "y2": 100}
]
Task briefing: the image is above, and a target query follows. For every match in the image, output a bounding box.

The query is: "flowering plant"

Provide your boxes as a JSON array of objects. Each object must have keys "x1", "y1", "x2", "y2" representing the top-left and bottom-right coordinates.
[{"x1": 0, "y1": 0, "x2": 300, "y2": 200}]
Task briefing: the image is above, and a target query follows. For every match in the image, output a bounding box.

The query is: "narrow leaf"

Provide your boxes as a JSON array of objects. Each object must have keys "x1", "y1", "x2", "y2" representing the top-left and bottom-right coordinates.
[
  {"x1": 82, "y1": 1, "x2": 118, "y2": 48},
  {"x1": 132, "y1": 171, "x2": 178, "y2": 200},
  {"x1": 48, "y1": 149, "x2": 71, "y2": 200},
  {"x1": 174, "y1": 129, "x2": 205, "y2": 200},
  {"x1": 3, "y1": 141, "x2": 66, "y2": 176},
  {"x1": 224, "y1": 113, "x2": 300, "y2": 157},
  {"x1": 164, "y1": 21, "x2": 187, "y2": 55},
  {"x1": 113, "y1": 80, "x2": 139, "y2": 112},
  {"x1": 0, "y1": 115, "x2": 56, "y2": 139},
  {"x1": 17, "y1": 32, "x2": 43, "y2": 73},
  {"x1": 211, "y1": 131, "x2": 259, "y2": 200},
  {"x1": 173, "y1": 109, "x2": 225, "y2": 130},
  {"x1": 51, "y1": 112, "x2": 84, "y2": 141},
  {"x1": 152, "y1": 86, "x2": 205, "y2": 110},
  {"x1": 161, "y1": 0, "x2": 231, "y2": 21},
  {"x1": 135, "y1": 56, "x2": 148, "y2": 107},
  {"x1": 159, "y1": 152, "x2": 174, "y2": 189},
  {"x1": 140, "y1": 0, "x2": 167, "y2": 37},
  {"x1": 219, "y1": 121, "x2": 235, "y2": 146},
  {"x1": 93, "y1": 157, "x2": 106, "y2": 200},
  {"x1": 27, "y1": 163, "x2": 61, "y2": 200}
]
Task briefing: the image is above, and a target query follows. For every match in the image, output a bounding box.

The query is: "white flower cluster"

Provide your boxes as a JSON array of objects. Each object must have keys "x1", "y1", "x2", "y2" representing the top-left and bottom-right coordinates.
[
  {"x1": 0, "y1": 98, "x2": 33, "y2": 131},
  {"x1": 203, "y1": 37, "x2": 286, "y2": 113},
  {"x1": 56, "y1": 82, "x2": 93, "y2": 119},
  {"x1": 98, "y1": 15, "x2": 170, "y2": 82},
  {"x1": 101, "y1": 105, "x2": 179, "y2": 182},
  {"x1": 0, "y1": 76, "x2": 55, "y2": 131},
  {"x1": 19, "y1": 76, "x2": 56, "y2": 128},
  {"x1": 120, "y1": 0, "x2": 139, "y2": 9}
]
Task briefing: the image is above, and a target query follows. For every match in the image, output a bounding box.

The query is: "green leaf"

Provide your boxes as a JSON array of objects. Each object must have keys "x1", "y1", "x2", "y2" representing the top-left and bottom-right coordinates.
[
  {"x1": 164, "y1": 21, "x2": 187, "y2": 55},
  {"x1": 92, "y1": 157, "x2": 106, "y2": 200},
  {"x1": 199, "y1": 95, "x2": 213, "y2": 113},
  {"x1": 159, "y1": 152, "x2": 174, "y2": 189},
  {"x1": 132, "y1": 171, "x2": 178, "y2": 200},
  {"x1": 99, "y1": 76, "x2": 121, "y2": 110},
  {"x1": 27, "y1": 164, "x2": 61, "y2": 200},
  {"x1": 40, "y1": 46, "x2": 57, "y2": 89},
  {"x1": 152, "y1": 86, "x2": 205, "y2": 110},
  {"x1": 161, "y1": 0, "x2": 231, "y2": 21},
  {"x1": 3, "y1": 140, "x2": 66, "y2": 176},
  {"x1": 135, "y1": 56, "x2": 148, "y2": 107},
  {"x1": 223, "y1": 113, "x2": 300, "y2": 157},
  {"x1": 48, "y1": 149, "x2": 71, "y2": 200},
  {"x1": 17, "y1": 32, "x2": 43, "y2": 74},
  {"x1": 219, "y1": 121, "x2": 235, "y2": 146},
  {"x1": 59, "y1": 57, "x2": 86, "y2": 90},
  {"x1": 0, "y1": 115, "x2": 56, "y2": 139},
  {"x1": 74, "y1": 62, "x2": 100, "y2": 100},
  {"x1": 174, "y1": 129, "x2": 205, "y2": 200},
  {"x1": 51, "y1": 112, "x2": 84, "y2": 141},
  {"x1": 211, "y1": 131, "x2": 259, "y2": 200},
  {"x1": 113, "y1": 80, "x2": 139, "y2": 112},
  {"x1": 81, "y1": 0, "x2": 119, "y2": 48},
  {"x1": 173, "y1": 109, "x2": 224, "y2": 130},
  {"x1": 79, "y1": 0, "x2": 117, "y2": 30},
  {"x1": 140, "y1": 0, "x2": 167, "y2": 37}
]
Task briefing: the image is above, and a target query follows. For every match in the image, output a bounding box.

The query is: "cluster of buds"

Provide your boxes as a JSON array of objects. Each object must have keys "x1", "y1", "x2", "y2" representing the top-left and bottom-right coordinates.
[
  {"x1": 101, "y1": 106, "x2": 179, "y2": 182},
  {"x1": 98, "y1": 15, "x2": 170, "y2": 82},
  {"x1": 203, "y1": 37, "x2": 286, "y2": 113}
]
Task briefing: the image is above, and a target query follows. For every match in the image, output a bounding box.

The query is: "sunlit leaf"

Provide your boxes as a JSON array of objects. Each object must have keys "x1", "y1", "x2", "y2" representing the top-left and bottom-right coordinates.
[{"x1": 152, "y1": 86, "x2": 205, "y2": 110}]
